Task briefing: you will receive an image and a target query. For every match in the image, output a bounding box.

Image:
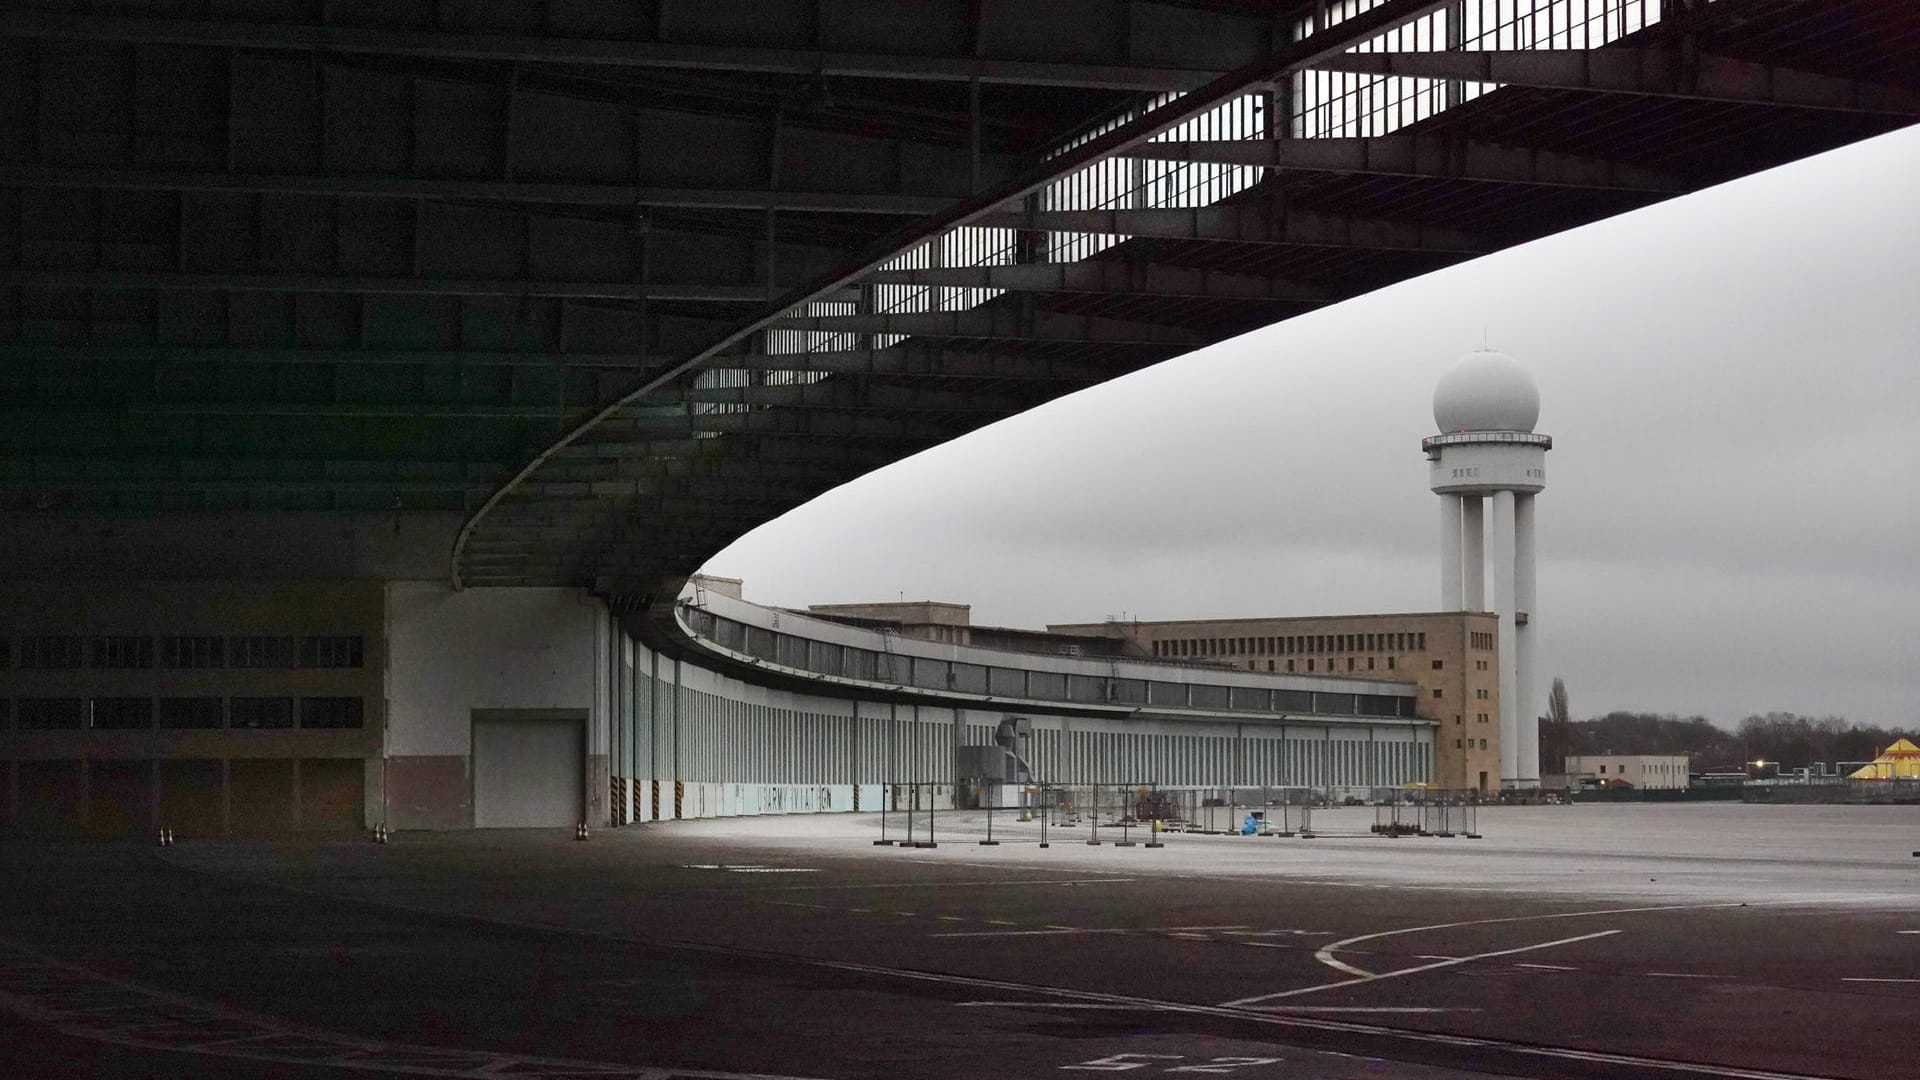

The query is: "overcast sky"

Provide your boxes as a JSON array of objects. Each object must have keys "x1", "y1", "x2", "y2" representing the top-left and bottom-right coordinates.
[{"x1": 703, "y1": 123, "x2": 1920, "y2": 730}]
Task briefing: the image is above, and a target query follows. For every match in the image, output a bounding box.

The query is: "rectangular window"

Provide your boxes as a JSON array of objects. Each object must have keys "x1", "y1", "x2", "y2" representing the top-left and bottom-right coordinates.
[
  {"x1": 90, "y1": 697, "x2": 153, "y2": 729},
  {"x1": 300, "y1": 696, "x2": 364, "y2": 729},
  {"x1": 1346, "y1": 657, "x2": 1355, "y2": 671},
  {"x1": 1432, "y1": 659, "x2": 1444, "y2": 670},
  {"x1": 160, "y1": 635, "x2": 225, "y2": 669},
  {"x1": 1418, "y1": 633, "x2": 1427, "y2": 650},
  {"x1": 230, "y1": 696, "x2": 295, "y2": 729},
  {"x1": 159, "y1": 696, "x2": 224, "y2": 729},
  {"x1": 19, "y1": 635, "x2": 83, "y2": 669},
  {"x1": 299, "y1": 635, "x2": 365, "y2": 669},
  {"x1": 91, "y1": 636, "x2": 154, "y2": 669},
  {"x1": 1367, "y1": 657, "x2": 1375, "y2": 670},
  {"x1": 1432, "y1": 688, "x2": 1443, "y2": 698},
  {"x1": 230, "y1": 636, "x2": 298, "y2": 669},
  {"x1": 1386, "y1": 656, "x2": 1395, "y2": 669},
  {"x1": 17, "y1": 697, "x2": 84, "y2": 729},
  {"x1": 1479, "y1": 738, "x2": 1487, "y2": 750},
  {"x1": 1286, "y1": 659, "x2": 1295, "y2": 672},
  {"x1": 1306, "y1": 659, "x2": 1314, "y2": 672}
]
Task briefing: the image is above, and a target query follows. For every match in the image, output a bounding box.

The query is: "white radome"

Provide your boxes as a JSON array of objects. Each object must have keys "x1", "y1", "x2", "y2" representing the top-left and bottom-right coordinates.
[{"x1": 1432, "y1": 349, "x2": 1540, "y2": 433}]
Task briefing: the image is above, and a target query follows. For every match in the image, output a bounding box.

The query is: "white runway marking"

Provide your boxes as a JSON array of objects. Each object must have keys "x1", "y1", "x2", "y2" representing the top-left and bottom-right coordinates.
[
  {"x1": 1644, "y1": 972, "x2": 1731, "y2": 980},
  {"x1": 957, "y1": 1001, "x2": 1170, "y2": 1010},
  {"x1": 1842, "y1": 977, "x2": 1920, "y2": 983},
  {"x1": 1514, "y1": 963, "x2": 1576, "y2": 971},
  {"x1": 155, "y1": 850, "x2": 1881, "y2": 1080},
  {"x1": 1221, "y1": 930, "x2": 1622, "y2": 1008},
  {"x1": 956, "y1": 1001, "x2": 1472, "y2": 1014},
  {"x1": 1309, "y1": 899, "x2": 1777, "y2": 979},
  {"x1": 803, "y1": 949, "x2": 1839, "y2": 1080}
]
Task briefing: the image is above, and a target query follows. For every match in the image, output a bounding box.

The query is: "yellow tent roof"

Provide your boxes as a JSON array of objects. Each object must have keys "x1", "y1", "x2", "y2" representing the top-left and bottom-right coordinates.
[{"x1": 1849, "y1": 738, "x2": 1920, "y2": 780}]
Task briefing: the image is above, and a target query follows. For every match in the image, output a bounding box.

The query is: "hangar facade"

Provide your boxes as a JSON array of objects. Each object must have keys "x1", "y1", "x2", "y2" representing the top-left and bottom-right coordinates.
[{"x1": 3, "y1": 1, "x2": 1916, "y2": 832}]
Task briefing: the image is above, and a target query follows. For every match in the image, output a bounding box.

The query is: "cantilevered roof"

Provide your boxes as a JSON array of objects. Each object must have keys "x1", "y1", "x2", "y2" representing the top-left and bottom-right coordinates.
[{"x1": 3, "y1": 1, "x2": 1916, "y2": 604}]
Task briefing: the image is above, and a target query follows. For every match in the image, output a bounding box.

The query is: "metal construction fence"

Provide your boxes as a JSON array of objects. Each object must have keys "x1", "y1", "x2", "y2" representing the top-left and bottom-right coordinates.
[{"x1": 870, "y1": 782, "x2": 1484, "y2": 847}]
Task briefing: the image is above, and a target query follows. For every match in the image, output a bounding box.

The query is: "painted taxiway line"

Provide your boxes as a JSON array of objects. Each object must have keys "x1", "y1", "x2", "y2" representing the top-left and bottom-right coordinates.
[
  {"x1": 1309, "y1": 898, "x2": 1809, "y2": 980},
  {"x1": 152, "y1": 850, "x2": 1872, "y2": 1080},
  {"x1": 1221, "y1": 930, "x2": 1622, "y2": 1007},
  {"x1": 802, "y1": 947, "x2": 1850, "y2": 1080},
  {"x1": 957, "y1": 1001, "x2": 1474, "y2": 1014},
  {"x1": 1841, "y1": 977, "x2": 1920, "y2": 983}
]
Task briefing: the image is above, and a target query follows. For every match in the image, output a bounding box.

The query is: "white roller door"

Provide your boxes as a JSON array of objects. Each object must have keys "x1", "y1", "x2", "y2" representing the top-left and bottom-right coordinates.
[{"x1": 472, "y1": 710, "x2": 584, "y2": 828}]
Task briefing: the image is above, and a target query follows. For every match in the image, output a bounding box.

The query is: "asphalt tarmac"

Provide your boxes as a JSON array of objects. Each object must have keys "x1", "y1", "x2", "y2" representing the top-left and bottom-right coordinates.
[{"x1": 3, "y1": 803, "x2": 1916, "y2": 1080}]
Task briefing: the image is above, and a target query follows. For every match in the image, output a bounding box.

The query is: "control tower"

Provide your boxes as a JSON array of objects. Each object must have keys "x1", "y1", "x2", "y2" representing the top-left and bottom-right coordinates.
[{"x1": 1425, "y1": 351, "x2": 1551, "y2": 790}]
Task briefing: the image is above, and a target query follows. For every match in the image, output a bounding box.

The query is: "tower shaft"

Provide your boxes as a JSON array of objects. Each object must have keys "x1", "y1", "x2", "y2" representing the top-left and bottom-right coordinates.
[
  {"x1": 1439, "y1": 494, "x2": 1464, "y2": 610},
  {"x1": 1514, "y1": 492, "x2": 1538, "y2": 786}
]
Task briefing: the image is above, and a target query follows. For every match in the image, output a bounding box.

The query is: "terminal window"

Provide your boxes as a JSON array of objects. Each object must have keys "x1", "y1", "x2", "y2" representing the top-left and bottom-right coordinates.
[
  {"x1": 231, "y1": 636, "x2": 298, "y2": 668},
  {"x1": 19, "y1": 636, "x2": 83, "y2": 669},
  {"x1": 17, "y1": 697, "x2": 84, "y2": 729},
  {"x1": 90, "y1": 697, "x2": 153, "y2": 729},
  {"x1": 91, "y1": 636, "x2": 154, "y2": 669},
  {"x1": 159, "y1": 697, "x2": 224, "y2": 729},
  {"x1": 300, "y1": 697, "x2": 364, "y2": 729},
  {"x1": 161, "y1": 636, "x2": 224, "y2": 668},
  {"x1": 299, "y1": 635, "x2": 364, "y2": 669},
  {"x1": 230, "y1": 697, "x2": 295, "y2": 729}
]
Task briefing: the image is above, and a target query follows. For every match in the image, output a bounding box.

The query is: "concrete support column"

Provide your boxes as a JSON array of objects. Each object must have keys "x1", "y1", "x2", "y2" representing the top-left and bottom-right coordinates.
[
  {"x1": 1514, "y1": 493, "x2": 1539, "y2": 786},
  {"x1": 1489, "y1": 490, "x2": 1518, "y2": 789},
  {"x1": 1439, "y1": 493, "x2": 1464, "y2": 610},
  {"x1": 1461, "y1": 495, "x2": 1486, "y2": 611}
]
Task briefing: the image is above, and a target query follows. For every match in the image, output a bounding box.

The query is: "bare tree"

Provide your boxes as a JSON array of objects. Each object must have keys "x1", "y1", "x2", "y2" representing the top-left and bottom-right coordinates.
[
  {"x1": 1539, "y1": 676, "x2": 1573, "y2": 777},
  {"x1": 1548, "y1": 677, "x2": 1570, "y2": 726}
]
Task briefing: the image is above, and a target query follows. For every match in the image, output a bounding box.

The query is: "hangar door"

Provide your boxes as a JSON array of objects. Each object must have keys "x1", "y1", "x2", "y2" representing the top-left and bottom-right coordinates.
[{"x1": 471, "y1": 710, "x2": 585, "y2": 828}]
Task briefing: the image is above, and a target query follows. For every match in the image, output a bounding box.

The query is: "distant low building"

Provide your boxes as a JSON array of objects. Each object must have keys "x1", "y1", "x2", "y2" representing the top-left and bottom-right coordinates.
[
  {"x1": 1848, "y1": 738, "x2": 1920, "y2": 780},
  {"x1": 1564, "y1": 754, "x2": 1691, "y2": 790}
]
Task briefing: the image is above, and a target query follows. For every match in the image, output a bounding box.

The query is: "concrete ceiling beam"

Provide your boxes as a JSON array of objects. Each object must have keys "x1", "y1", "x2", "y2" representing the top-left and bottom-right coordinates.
[
  {"x1": 764, "y1": 308, "x2": 1209, "y2": 346},
  {"x1": 1124, "y1": 136, "x2": 1687, "y2": 192},
  {"x1": 0, "y1": 270, "x2": 850, "y2": 304},
  {"x1": 0, "y1": 165, "x2": 955, "y2": 216},
  {"x1": 0, "y1": 10, "x2": 1231, "y2": 92},
  {"x1": 716, "y1": 346, "x2": 1119, "y2": 382},
  {"x1": 974, "y1": 205, "x2": 1489, "y2": 254},
  {"x1": 860, "y1": 261, "x2": 1332, "y2": 302},
  {"x1": 1312, "y1": 49, "x2": 1920, "y2": 116}
]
